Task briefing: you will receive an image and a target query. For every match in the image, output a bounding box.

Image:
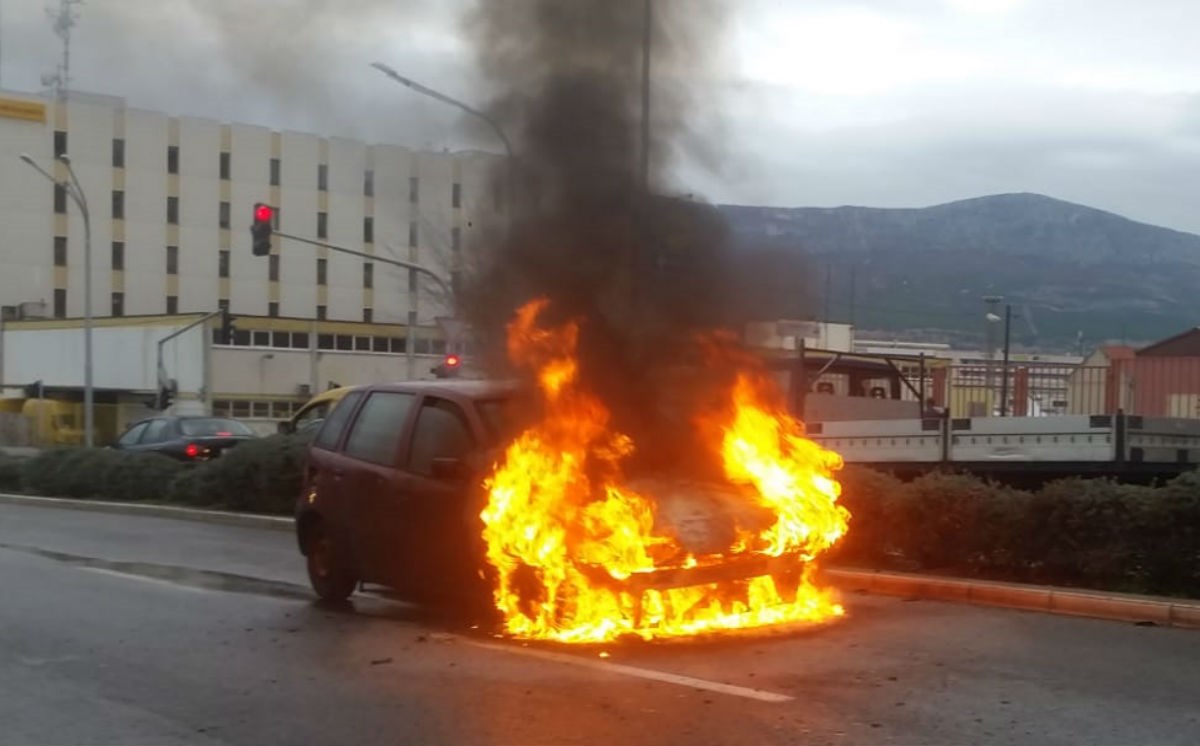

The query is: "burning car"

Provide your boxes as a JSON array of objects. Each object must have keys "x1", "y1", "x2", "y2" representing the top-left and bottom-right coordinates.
[{"x1": 296, "y1": 300, "x2": 850, "y2": 643}]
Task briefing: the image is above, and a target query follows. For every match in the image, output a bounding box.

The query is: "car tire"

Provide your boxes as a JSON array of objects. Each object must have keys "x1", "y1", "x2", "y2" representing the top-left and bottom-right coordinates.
[{"x1": 305, "y1": 522, "x2": 358, "y2": 602}]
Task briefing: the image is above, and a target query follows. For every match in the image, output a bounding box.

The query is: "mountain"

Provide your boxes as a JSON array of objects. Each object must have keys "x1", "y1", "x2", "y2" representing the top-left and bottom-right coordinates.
[{"x1": 719, "y1": 193, "x2": 1200, "y2": 350}]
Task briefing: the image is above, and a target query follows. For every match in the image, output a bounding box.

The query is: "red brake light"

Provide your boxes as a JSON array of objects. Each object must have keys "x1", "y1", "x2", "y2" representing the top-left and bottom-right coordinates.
[
  {"x1": 445, "y1": 354, "x2": 461, "y2": 368},
  {"x1": 215, "y1": 431, "x2": 232, "y2": 437},
  {"x1": 254, "y1": 204, "x2": 273, "y2": 223},
  {"x1": 185, "y1": 443, "x2": 201, "y2": 458}
]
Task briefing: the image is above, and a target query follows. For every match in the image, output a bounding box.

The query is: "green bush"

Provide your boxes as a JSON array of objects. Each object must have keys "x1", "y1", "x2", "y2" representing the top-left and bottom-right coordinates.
[
  {"x1": 166, "y1": 434, "x2": 306, "y2": 515},
  {"x1": 19, "y1": 448, "x2": 184, "y2": 500},
  {"x1": 826, "y1": 464, "x2": 904, "y2": 568},
  {"x1": 0, "y1": 452, "x2": 25, "y2": 492}
]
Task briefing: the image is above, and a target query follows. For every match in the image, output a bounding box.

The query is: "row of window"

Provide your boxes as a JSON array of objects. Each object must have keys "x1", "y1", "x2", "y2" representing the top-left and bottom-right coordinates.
[
  {"x1": 57, "y1": 130, "x2": 470, "y2": 205},
  {"x1": 212, "y1": 399, "x2": 307, "y2": 420},
  {"x1": 211, "y1": 327, "x2": 448, "y2": 355}
]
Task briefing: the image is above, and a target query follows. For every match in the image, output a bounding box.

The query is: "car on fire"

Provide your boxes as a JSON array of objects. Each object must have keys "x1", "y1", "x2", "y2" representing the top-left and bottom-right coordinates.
[{"x1": 294, "y1": 379, "x2": 829, "y2": 620}]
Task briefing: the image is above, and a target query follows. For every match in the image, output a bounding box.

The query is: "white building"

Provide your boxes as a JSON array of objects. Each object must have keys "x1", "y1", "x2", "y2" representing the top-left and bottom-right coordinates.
[{"x1": 0, "y1": 89, "x2": 504, "y2": 439}]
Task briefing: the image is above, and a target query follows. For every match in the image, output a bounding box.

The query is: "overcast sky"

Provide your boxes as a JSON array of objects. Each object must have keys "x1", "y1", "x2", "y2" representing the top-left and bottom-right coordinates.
[{"x1": 4, "y1": 0, "x2": 1200, "y2": 233}]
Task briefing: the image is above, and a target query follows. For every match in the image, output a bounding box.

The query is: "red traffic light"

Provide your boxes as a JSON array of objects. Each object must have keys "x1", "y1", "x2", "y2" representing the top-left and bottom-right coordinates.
[
  {"x1": 254, "y1": 204, "x2": 273, "y2": 223},
  {"x1": 444, "y1": 354, "x2": 461, "y2": 368}
]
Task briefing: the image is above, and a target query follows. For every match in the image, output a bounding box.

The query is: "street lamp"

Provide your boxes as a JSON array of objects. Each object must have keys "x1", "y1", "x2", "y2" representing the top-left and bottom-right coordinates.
[
  {"x1": 20, "y1": 152, "x2": 93, "y2": 447},
  {"x1": 370, "y1": 62, "x2": 515, "y2": 220}
]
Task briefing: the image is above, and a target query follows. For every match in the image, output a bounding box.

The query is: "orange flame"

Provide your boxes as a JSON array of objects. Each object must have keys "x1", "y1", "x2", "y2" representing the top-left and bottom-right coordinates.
[{"x1": 481, "y1": 299, "x2": 850, "y2": 642}]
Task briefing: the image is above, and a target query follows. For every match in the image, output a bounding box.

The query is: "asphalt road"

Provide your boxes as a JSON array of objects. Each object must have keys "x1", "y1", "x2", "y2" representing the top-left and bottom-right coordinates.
[{"x1": 2, "y1": 502, "x2": 1198, "y2": 746}]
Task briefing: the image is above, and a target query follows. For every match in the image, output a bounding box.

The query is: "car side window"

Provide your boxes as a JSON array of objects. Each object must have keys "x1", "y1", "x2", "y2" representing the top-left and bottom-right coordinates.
[
  {"x1": 312, "y1": 391, "x2": 364, "y2": 451},
  {"x1": 406, "y1": 398, "x2": 475, "y2": 477},
  {"x1": 294, "y1": 402, "x2": 329, "y2": 432},
  {"x1": 140, "y1": 419, "x2": 171, "y2": 444},
  {"x1": 117, "y1": 422, "x2": 149, "y2": 446},
  {"x1": 343, "y1": 392, "x2": 416, "y2": 466}
]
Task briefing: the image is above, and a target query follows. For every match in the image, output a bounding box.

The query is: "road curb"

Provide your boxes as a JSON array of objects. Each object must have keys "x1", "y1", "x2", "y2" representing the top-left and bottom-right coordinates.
[
  {"x1": 823, "y1": 567, "x2": 1200, "y2": 629},
  {"x1": 0, "y1": 492, "x2": 293, "y2": 532}
]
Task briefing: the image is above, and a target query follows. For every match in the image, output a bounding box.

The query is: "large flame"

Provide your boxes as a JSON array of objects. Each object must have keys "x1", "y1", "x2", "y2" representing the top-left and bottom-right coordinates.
[{"x1": 480, "y1": 299, "x2": 850, "y2": 642}]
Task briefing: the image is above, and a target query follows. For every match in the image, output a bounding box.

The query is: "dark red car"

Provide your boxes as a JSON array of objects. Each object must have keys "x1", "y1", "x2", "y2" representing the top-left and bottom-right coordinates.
[{"x1": 294, "y1": 380, "x2": 521, "y2": 604}]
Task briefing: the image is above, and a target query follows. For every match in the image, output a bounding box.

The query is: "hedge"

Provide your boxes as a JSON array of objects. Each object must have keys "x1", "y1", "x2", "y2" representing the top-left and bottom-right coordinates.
[
  {"x1": 13, "y1": 434, "x2": 306, "y2": 515},
  {"x1": 829, "y1": 466, "x2": 1200, "y2": 598}
]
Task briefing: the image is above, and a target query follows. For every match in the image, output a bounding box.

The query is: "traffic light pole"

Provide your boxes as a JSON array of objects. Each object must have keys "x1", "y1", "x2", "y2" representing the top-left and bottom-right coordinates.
[
  {"x1": 273, "y1": 231, "x2": 453, "y2": 300},
  {"x1": 157, "y1": 310, "x2": 223, "y2": 409}
]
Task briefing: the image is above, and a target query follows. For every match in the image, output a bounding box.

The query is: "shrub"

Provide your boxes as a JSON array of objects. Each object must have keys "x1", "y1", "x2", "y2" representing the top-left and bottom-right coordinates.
[
  {"x1": 166, "y1": 434, "x2": 306, "y2": 515},
  {"x1": 19, "y1": 448, "x2": 184, "y2": 501},
  {"x1": 826, "y1": 464, "x2": 905, "y2": 568},
  {"x1": 0, "y1": 452, "x2": 25, "y2": 492}
]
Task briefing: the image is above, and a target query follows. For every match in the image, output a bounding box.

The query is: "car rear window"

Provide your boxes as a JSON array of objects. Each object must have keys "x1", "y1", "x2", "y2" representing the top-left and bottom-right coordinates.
[
  {"x1": 180, "y1": 418, "x2": 254, "y2": 437},
  {"x1": 313, "y1": 391, "x2": 364, "y2": 451},
  {"x1": 343, "y1": 392, "x2": 416, "y2": 466}
]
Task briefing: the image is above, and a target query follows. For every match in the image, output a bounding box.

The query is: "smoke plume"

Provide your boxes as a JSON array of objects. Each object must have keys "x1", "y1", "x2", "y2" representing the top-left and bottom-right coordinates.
[{"x1": 462, "y1": 0, "x2": 804, "y2": 475}]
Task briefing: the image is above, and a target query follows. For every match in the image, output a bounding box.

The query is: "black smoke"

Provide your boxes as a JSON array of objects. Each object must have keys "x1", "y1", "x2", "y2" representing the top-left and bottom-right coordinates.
[{"x1": 461, "y1": 0, "x2": 812, "y2": 474}]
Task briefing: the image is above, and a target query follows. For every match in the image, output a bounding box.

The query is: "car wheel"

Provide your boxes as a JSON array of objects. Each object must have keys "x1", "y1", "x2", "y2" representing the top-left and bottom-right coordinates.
[{"x1": 305, "y1": 522, "x2": 357, "y2": 602}]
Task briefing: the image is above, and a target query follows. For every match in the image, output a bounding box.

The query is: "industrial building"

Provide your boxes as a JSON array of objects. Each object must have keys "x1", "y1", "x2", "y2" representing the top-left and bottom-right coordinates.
[{"x1": 0, "y1": 88, "x2": 504, "y2": 443}]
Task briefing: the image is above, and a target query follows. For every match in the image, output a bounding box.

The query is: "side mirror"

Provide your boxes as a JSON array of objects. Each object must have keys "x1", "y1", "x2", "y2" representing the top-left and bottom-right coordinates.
[
  {"x1": 277, "y1": 421, "x2": 294, "y2": 435},
  {"x1": 431, "y1": 457, "x2": 468, "y2": 481}
]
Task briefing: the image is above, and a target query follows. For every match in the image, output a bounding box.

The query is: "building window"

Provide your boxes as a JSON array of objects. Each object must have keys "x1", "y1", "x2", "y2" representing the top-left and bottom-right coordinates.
[
  {"x1": 112, "y1": 242, "x2": 125, "y2": 271},
  {"x1": 112, "y1": 138, "x2": 125, "y2": 168},
  {"x1": 364, "y1": 169, "x2": 374, "y2": 196},
  {"x1": 318, "y1": 164, "x2": 328, "y2": 191},
  {"x1": 112, "y1": 292, "x2": 124, "y2": 317},
  {"x1": 218, "y1": 250, "x2": 230, "y2": 278},
  {"x1": 112, "y1": 191, "x2": 124, "y2": 220},
  {"x1": 218, "y1": 298, "x2": 230, "y2": 312},
  {"x1": 166, "y1": 245, "x2": 179, "y2": 275},
  {"x1": 166, "y1": 295, "x2": 178, "y2": 314},
  {"x1": 451, "y1": 226, "x2": 461, "y2": 253},
  {"x1": 270, "y1": 157, "x2": 280, "y2": 186},
  {"x1": 452, "y1": 182, "x2": 462, "y2": 208},
  {"x1": 317, "y1": 258, "x2": 327, "y2": 286},
  {"x1": 363, "y1": 217, "x2": 374, "y2": 243},
  {"x1": 363, "y1": 262, "x2": 373, "y2": 289},
  {"x1": 268, "y1": 301, "x2": 279, "y2": 317},
  {"x1": 54, "y1": 237, "x2": 67, "y2": 267},
  {"x1": 54, "y1": 185, "x2": 67, "y2": 214},
  {"x1": 54, "y1": 130, "x2": 67, "y2": 157},
  {"x1": 408, "y1": 271, "x2": 417, "y2": 293},
  {"x1": 409, "y1": 176, "x2": 419, "y2": 204},
  {"x1": 362, "y1": 308, "x2": 373, "y2": 323},
  {"x1": 409, "y1": 221, "x2": 418, "y2": 247},
  {"x1": 219, "y1": 201, "x2": 231, "y2": 229},
  {"x1": 220, "y1": 151, "x2": 231, "y2": 180},
  {"x1": 54, "y1": 289, "x2": 66, "y2": 318},
  {"x1": 316, "y1": 304, "x2": 327, "y2": 320},
  {"x1": 317, "y1": 212, "x2": 328, "y2": 239},
  {"x1": 167, "y1": 196, "x2": 179, "y2": 224},
  {"x1": 268, "y1": 254, "x2": 279, "y2": 282},
  {"x1": 167, "y1": 145, "x2": 179, "y2": 175}
]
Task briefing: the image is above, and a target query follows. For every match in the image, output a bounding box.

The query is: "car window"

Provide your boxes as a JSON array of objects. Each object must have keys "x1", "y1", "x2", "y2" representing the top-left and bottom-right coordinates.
[
  {"x1": 117, "y1": 421, "x2": 149, "y2": 446},
  {"x1": 293, "y1": 402, "x2": 330, "y2": 432},
  {"x1": 406, "y1": 397, "x2": 475, "y2": 477},
  {"x1": 179, "y1": 418, "x2": 254, "y2": 437},
  {"x1": 343, "y1": 392, "x2": 416, "y2": 466},
  {"x1": 312, "y1": 391, "x2": 364, "y2": 451},
  {"x1": 140, "y1": 419, "x2": 172, "y2": 444}
]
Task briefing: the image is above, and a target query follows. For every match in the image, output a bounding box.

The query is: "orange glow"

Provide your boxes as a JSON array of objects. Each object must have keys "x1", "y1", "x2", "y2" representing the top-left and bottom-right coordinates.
[{"x1": 480, "y1": 299, "x2": 850, "y2": 642}]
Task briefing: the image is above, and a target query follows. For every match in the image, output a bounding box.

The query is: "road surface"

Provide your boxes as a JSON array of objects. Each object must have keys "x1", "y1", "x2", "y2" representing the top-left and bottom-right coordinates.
[{"x1": 2, "y1": 501, "x2": 1198, "y2": 745}]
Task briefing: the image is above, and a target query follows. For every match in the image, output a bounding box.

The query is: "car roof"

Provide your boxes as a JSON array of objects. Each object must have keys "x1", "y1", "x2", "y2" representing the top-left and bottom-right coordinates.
[{"x1": 350, "y1": 379, "x2": 522, "y2": 400}]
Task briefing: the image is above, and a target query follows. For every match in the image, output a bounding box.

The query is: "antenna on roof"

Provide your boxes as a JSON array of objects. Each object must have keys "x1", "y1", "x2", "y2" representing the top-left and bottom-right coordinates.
[{"x1": 43, "y1": 0, "x2": 82, "y2": 101}]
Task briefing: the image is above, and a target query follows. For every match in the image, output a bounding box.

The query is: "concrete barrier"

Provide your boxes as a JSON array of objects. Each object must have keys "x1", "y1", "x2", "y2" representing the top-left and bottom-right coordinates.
[{"x1": 824, "y1": 567, "x2": 1200, "y2": 630}]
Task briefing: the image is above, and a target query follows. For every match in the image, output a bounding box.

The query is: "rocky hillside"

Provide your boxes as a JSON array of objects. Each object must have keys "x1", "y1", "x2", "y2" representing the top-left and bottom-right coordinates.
[{"x1": 720, "y1": 193, "x2": 1200, "y2": 349}]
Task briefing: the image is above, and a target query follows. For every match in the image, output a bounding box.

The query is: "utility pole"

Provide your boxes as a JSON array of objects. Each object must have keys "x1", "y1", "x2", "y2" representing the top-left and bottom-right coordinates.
[{"x1": 999, "y1": 304, "x2": 1012, "y2": 416}]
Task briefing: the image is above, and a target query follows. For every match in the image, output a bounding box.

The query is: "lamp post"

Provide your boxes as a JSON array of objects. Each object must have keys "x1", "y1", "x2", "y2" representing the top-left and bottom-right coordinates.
[
  {"x1": 20, "y1": 152, "x2": 93, "y2": 447},
  {"x1": 370, "y1": 62, "x2": 514, "y2": 216}
]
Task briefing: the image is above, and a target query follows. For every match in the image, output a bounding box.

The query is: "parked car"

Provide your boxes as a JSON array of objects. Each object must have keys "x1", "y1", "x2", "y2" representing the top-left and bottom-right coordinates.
[
  {"x1": 112, "y1": 415, "x2": 257, "y2": 461},
  {"x1": 278, "y1": 386, "x2": 355, "y2": 438},
  {"x1": 295, "y1": 380, "x2": 524, "y2": 604}
]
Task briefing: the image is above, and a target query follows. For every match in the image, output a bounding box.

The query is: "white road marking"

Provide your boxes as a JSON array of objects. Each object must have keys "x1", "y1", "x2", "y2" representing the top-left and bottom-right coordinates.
[{"x1": 462, "y1": 638, "x2": 794, "y2": 703}]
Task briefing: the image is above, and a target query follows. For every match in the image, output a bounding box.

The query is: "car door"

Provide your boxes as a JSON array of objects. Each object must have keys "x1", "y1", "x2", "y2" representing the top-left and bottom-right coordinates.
[
  {"x1": 398, "y1": 395, "x2": 484, "y2": 596},
  {"x1": 337, "y1": 390, "x2": 418, "y2": 586},
  {"x1": 306, "y1": 390, "x2": 365, "y2": 570},
  {"x1": 131, "y1": 418, "x2": 173, "y2": 455}
]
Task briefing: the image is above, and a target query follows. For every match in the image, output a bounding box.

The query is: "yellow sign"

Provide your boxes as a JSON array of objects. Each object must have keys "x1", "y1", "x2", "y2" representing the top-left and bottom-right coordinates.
[{"x1": 0, "y1": 97, "x2": 46, "y2": 123}]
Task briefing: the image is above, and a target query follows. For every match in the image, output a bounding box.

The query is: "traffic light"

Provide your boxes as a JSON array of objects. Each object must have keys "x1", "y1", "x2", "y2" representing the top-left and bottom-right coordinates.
[
  {"x1": 431, "y1": 353, "x2": 462, "y2": 378},
  {"x1": 217, "y1": 307, "x2": 235, "y2": 344},
  {"x1": 155, "y1": 378, "x2": 178, "y2": 411},
  {"x1": 251, "y1": 203, "x2": 274, "y2": 256}
]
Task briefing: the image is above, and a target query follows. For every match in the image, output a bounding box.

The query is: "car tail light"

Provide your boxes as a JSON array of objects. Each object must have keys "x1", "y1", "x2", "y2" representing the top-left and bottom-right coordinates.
[
  {"x1": 215, "y1": 431, "x2": 232, "y2": 437},
  {"x1": 185, "y1": 443, "x2": 201, "y2": 459}
]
